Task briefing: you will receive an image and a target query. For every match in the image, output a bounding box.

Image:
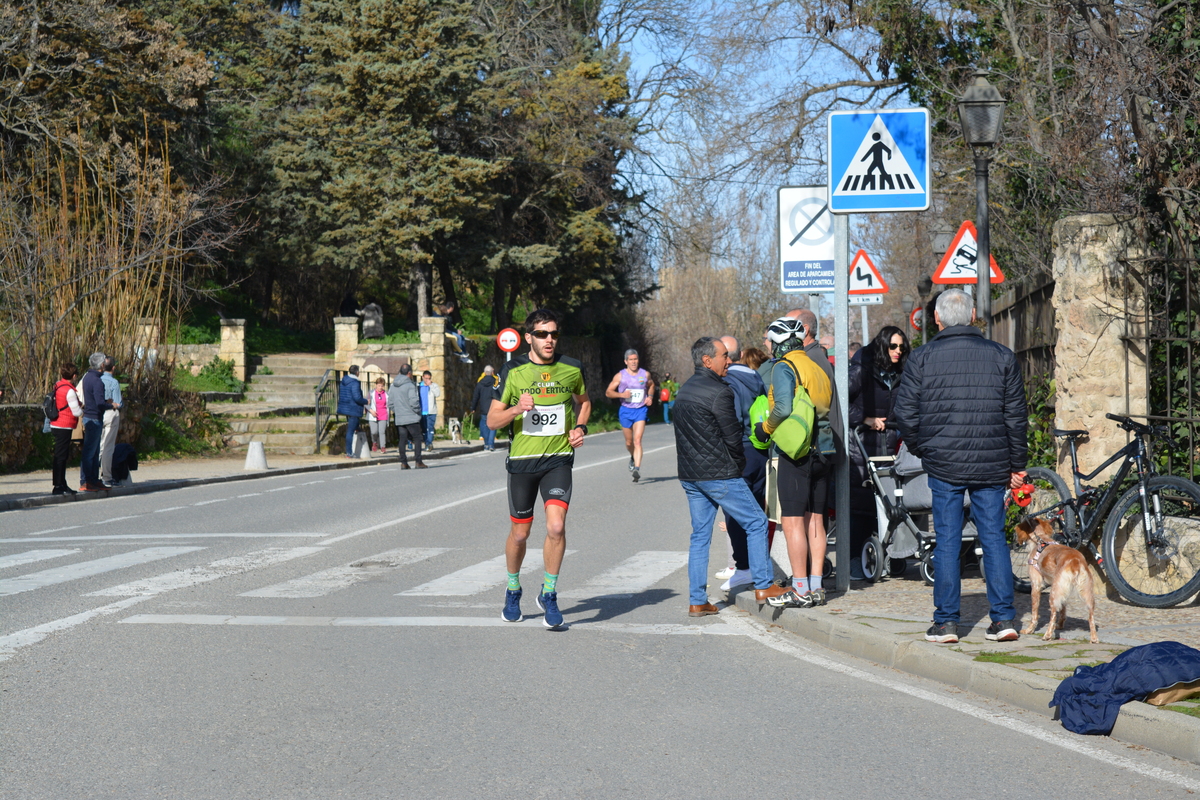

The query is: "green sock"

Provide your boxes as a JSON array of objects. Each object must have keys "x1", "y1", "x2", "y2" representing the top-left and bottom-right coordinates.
[
  {"x1": 542, "y1": 572, "x2": 558, "y2": 594},
  {"x1": 507, "y1": 572, "x2": 521, "y2": 591}
]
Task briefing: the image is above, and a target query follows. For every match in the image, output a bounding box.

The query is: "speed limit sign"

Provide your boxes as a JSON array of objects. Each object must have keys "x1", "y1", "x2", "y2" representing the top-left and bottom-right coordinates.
[{"x1": 496, "y1": 327, "x2": 521, "y2": 353}]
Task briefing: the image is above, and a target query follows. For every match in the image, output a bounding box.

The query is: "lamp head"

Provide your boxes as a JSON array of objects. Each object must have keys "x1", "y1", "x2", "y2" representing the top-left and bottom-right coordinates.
[{"x1": 958, "y1": 70, "x2": 1006, "y2": 152}]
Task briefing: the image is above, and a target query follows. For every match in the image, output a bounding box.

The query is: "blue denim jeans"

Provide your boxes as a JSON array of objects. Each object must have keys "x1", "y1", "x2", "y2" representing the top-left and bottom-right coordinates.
[
  {"x1": 423, "y1": 414, "x2": 437, "y2": 447},
  {"x1": 681, "y1": 478, "x2": 773, "y2": 604},
  {"x1": 663, "y1": 400, "x2": 674, "y2": 424},
  {"x1": 479, "y1": 416, "x2": 495, "y2": 449},
  {"x1": 928, "y1": 475, "x2": 1014, "y2": 624},
  {"x1": 81, "y1": 417, "x2": 102, "y2": 485},
  {"x1": 345, "y1": 415, "x2": 361, "y2": 456}
]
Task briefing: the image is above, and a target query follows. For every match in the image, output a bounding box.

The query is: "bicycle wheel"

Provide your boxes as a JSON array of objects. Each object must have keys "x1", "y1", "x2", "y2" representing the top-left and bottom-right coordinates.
[
  {"x1": 1101, "y1": 476, "x2": 1200, "y2": 608},
  {"x1": 1006, "y1": 467, "x2": 1075, "y2": 593}
]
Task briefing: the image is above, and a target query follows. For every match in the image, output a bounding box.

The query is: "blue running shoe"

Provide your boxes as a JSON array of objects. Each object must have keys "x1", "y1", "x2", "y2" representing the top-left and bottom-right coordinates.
[
  {"x1": 501, "y1": 588, "x2": 523, "y2": 622},
  {"x1": 535, "y1": 590, "x2": 564, "y2": 629}
]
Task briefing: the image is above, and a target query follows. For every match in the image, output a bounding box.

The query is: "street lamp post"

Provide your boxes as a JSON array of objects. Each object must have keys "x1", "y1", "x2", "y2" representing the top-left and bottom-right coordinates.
[
  {"x1": 917, "y1": 274, "x2": 934, "y2": 344},
  {"x1": 957, "y1": 70, "x2": 1006, "y2": 340}
]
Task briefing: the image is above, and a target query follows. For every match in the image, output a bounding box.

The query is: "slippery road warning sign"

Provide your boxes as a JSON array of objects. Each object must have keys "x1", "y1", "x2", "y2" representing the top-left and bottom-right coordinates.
[
  {"x1": 931, "y1": 220, "x2": 1004, "y2": 284},
  {"x1": 848, "y1": 250, "x2": 888, "y2": 295},
  {"x1": 828, "y1": 109, "x2": 930, "y2": 213}
]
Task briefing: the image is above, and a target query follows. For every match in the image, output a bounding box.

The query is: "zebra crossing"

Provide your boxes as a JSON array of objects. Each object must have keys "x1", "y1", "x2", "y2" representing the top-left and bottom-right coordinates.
[{"x1": 0, "y1": 542, "x2": 700, "y2": 660}]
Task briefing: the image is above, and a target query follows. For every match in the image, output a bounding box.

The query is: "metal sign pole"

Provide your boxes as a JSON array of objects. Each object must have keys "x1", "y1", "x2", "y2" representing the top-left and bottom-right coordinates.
[
  {"x1": 860, "y1": 305, "x2": 869, "y2": 345},
  {"x1": 833, "y1": 214, "x2": 851, "y2": 593}
]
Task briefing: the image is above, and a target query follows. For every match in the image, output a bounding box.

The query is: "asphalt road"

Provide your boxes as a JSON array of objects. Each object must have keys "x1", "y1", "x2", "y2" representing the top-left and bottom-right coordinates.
[{"x1": 3, "y1": 425, "x2": 1199, "y2": 799}]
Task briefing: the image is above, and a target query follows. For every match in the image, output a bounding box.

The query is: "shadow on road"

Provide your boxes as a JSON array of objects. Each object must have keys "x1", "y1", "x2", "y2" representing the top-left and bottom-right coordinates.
[{"x1": 562, "y1": 588, "x2": 678, "y2": 624}]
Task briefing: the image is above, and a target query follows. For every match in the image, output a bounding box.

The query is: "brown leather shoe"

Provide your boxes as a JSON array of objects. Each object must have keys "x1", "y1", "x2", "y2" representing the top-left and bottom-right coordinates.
[
  {"x1": 754, "y1": 584, "x2": 790, "y2": 604},
  {"x1": 400, "y1": 463, "x2": 411, "y2": 470},
  {"x1": 688, "y1": 603, "x2": 720, "y2": 617},
  {"x1": 415, "y1": 462, "x2": 428, "y2": 469}
]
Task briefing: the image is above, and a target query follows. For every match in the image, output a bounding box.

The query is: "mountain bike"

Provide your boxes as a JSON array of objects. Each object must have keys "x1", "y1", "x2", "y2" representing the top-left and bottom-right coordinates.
[{"x1": 1006, "y1": 414, "x2": 1200, "y2": 608}]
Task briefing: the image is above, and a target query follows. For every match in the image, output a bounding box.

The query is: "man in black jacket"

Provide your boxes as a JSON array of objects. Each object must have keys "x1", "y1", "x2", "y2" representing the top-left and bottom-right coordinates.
[
  {"x1": 673, "y1": 337, "x2": 789, "y2": 616},
  {"x1": 893, "y1": 289, "x2": 1028, "y2": 644}
]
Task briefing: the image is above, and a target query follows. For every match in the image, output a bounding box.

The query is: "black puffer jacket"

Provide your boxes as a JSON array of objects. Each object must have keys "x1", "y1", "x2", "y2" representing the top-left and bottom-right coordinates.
[
  {"x1": 673, "y1": 366, "x2": 744, "y2": 481},
  {"x1": 847, "y1": 344, "x2": 902, "y2": 461},
  {"x1": 892, "y1": 325, "x2": 1028, "y2": 485}
]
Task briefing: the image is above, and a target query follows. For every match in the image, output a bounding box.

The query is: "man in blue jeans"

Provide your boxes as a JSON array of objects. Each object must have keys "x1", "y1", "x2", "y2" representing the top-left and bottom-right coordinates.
[
  {"x1": 673, "y1": 336, "x2": 789, "y2": 616},
  {"x1": 78, "y1": 352, "x2": 112, "y2": 492},
  {"x1": 893, "y1": 288, "x2": 1028, "y2": 644}
]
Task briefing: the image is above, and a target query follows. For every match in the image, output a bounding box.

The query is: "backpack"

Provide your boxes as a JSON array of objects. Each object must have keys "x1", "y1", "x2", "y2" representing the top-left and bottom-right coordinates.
[
  {"x1": 748, "y1": 394, "x2": 770, "y2": 451},
  {"x1": 659, "y1": 387, "x2": 670, "y2": 403},
  {"x1": 766, "y1": 357, "x2": 816, "y2": 460},
  {"x1": 42, "y1": 384, "x2": 61, "y2": 422}
]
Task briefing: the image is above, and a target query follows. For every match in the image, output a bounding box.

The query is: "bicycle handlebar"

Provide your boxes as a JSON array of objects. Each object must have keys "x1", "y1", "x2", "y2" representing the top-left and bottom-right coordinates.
[{"x1": 1105, "y1": 413, "x2": 1181, "y2": 450}]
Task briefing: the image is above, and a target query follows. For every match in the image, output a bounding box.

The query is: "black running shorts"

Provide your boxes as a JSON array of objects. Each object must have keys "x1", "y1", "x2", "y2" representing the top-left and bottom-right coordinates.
[
  {"x1": 776, "y1": 451, "x2": 827, "y2": 517},
  {"x1": 507, "y1": 463, "x2": 573, "y2": 523}
]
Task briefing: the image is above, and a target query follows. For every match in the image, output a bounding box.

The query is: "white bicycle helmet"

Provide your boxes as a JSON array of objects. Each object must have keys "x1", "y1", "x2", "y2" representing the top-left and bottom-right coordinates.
[{"x1": 765, "y1": 316, "x2": 807, "y2": 346}]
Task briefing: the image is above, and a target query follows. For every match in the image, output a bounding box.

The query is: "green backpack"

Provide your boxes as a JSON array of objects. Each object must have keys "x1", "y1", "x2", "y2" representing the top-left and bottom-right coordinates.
[
  {"x1": 748, "y1": 395, "x2": 770, "y2": 451},
  {"x1": 766, "y1": 361, "x2": 816, "y2": 460}
]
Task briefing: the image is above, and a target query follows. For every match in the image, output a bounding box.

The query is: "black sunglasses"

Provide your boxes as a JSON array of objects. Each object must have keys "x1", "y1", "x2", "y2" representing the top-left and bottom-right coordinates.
[
  {"x1": 888, "y1": 342, "x2": 904, "y2": 351},
  {"x1": 530, "y1": 329, "x2": 560, "y2": 340}
]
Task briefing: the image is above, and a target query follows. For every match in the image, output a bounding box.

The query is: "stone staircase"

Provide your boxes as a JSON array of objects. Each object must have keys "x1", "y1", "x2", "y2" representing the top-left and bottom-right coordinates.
[{"x1": 208, "y1": 353, "x2": 334, "y2": 455}]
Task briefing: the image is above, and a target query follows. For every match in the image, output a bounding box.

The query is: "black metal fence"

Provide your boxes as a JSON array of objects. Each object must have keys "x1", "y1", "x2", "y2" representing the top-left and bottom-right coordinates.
[{"x1": 1123, "y1": 257, "x2": 1200, "y2": 481}]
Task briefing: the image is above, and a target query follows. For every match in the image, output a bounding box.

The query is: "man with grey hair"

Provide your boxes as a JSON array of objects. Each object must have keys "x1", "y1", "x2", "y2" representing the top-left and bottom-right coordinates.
[
  {"x1": 672, "y1": 336, "x2": 789, "y2": 615},
  {"x1": 606, "y1": 348, "x2": 654, "y2": 482},
  {"x1": 893, "y1": 287, "x2": 1028, "y2": 644},
  {"x1": 99, "y1": 356, "x2": 123, "y2": 487},
  {"x1": 78, "y1": 352, "x2": 113, "y2": 491}
]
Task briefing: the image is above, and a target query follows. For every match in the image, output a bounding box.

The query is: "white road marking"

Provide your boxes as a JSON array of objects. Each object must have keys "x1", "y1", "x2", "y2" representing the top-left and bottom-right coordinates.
[
  {"x1": 118, "y1": 615, "x2": 741, "y2": 635},
  {"x1": 96, "y1": 515, "x2": 141, "y2": 525},
  {"x1": 26, "y1": 526, "x2": 81, "y2": 536},
  {"x1": 237, "y1": 493, "x2": 262, "y2": 498},
  {"x1": 299, "y1": 480, "x2": 325, "y2": 486},
  {"x1": 0, "y1": 550, "x2": 79, "y2": 571},
  {"x1": 397, "y1": 550, "x2": 574, "y2": 596},
  {"x1": 320, "y1": 445, "x2": 677, "y2": 546},
  {"x1": 0, "y1": 597, "x2": 151, "y2": 661},
  {"x1": 0, "y1": 533, "x2": 325, "y2": 543},
  {"x1": 722, "y1": 614, "x2": 1200, "y2": 792},
  {"x1": 332, "y1": 476, "x2": 354, "y2": 481},
  {"x1": 87, "y1": 547, "x2": 326, "y2": 597},
  {"x1": 241, "y1": 547, "x2": 452, "y2": 598},
  {"x1": 558, "y1": 551, "x2": 688, "y2": 599},
  {"x1": 153, "y1": 507, "x2": 185, "y2": 513},
  {"x1": 0, "y1": 547, "x2": 203, "y2": 597},
  {"x1": 193, "y1": 498, "x2": 228, "y2": 506},
  {"x1": 264, "y1": 486, "x2": 294, "y2": 493}
]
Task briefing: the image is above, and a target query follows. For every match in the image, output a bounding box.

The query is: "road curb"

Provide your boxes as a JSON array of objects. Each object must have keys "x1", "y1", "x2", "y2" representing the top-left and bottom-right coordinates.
[
  {"x1": 0, "y1": 442, "x2": 503, "y2": 513},
  {"x1": 731, "y1": 590, "x2": 1200, "y2": 765}
]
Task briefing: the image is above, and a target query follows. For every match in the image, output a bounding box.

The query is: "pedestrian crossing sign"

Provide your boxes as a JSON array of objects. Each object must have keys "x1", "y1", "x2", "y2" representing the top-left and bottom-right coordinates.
[{"x1": 828, "y1": 108, "x2": 930, "y2": 213}]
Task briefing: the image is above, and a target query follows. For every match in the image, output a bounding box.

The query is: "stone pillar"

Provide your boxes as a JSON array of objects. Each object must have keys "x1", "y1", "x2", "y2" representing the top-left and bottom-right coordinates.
[
  {"x1": 419, "y1": 316, "x2": 448, "y2": 421},
  {"x1": 218, "y1": 319, "x2": 247, "y2": 381},
  {"x1": 136, "y1": 318, "x2": 160, "y2": 351},
  {"x1": 1051, "y1": 214, "x2": 1147, "y2": 484},
  {"x1": 334, "y1": 317, "x2": 359, "y2": 372}
]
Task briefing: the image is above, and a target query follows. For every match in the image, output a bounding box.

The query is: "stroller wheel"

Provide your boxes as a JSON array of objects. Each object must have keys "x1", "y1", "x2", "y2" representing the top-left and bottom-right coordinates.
[
  {"x1": 822, "y1": 557, "x2": 834, "y2": 578},
  {"x1": 862, "y1": 537, "x2": 886, "y2": 583},
  {"x1": 888, "y1": 558, "x2": 908, "y2": 578},
  {"x1": 920, "y1": 553, "x2": 935, "y2": 586}
]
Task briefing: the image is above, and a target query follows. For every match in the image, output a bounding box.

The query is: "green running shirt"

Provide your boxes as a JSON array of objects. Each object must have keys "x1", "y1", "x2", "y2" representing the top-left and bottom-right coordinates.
[{"x1": 497, "y1": 354, "x2": 587, "y2": 474}]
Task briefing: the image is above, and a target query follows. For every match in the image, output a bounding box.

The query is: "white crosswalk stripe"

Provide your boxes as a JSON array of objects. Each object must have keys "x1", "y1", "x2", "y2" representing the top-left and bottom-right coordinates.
[
  {"x1": 0, "y1": 550, "x2": 79, "y2": 571},
  {"x1": 241, "y1": 547, "x2": 452, "y2": 598},
  {"x1": 396, "y1": 549, "x2": 573, "y2": 596},
  {"x1": 86, "y1": 547, "x2": 326, "y2": 597},
  {"x1": 558, "y1": 551, "x2": 688, "y2": 599},
  {"x1": 0, "y1": 547, "x2": 203, "y2": 597}
]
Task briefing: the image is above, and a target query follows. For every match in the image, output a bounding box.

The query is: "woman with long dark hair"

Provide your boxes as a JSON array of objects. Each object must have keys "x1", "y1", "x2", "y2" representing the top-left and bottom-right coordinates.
[{"x1": 847, "y1": 325, "x2": 910, "y2": 577}]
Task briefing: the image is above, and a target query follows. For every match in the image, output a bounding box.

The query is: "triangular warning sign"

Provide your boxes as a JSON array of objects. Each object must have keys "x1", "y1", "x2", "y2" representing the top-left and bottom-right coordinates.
[
  {"x1": 832, "y1": 116, "x2": 924, "y2": 197},
  {"x1": 848, "y1": 250, "x2": 888, "y2": 294},
  {"x1": 931, "y1": 221, "x2": 1004, "y2": 284}
]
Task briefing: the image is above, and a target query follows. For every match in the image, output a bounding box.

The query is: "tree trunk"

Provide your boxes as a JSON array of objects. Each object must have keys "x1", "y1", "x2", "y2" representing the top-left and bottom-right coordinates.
[
  {"x1": 437, "y1": 258, "x2": 459, "y2": 322},
  {"x1": 410, "y1": 244, "x2": 430, "y2": 320},
  {"x1": 492, "y1": 269, "x2": 507, "y2": 331}
]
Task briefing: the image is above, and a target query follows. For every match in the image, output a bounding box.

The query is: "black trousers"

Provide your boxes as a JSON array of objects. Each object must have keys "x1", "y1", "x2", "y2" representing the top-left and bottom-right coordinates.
[
  {"x1": 51, "y1": 427, "x2": 73, "y2": 490},
  {"x1": 395, "y1": 423, "x2": 423, "y2": 466},
  {"x1": 725, "y1": 445, "x2": 769, "y2": 570}
]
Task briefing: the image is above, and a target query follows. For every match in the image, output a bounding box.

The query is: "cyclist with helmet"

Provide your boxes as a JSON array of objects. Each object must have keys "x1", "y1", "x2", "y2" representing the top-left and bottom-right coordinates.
[{"x1": 755, "y1": 316, "x2": 832, "y2": 607}]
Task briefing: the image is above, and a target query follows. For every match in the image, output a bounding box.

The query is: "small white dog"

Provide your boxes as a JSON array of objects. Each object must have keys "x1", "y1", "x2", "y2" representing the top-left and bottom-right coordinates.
[{"x1": 447, "y1": 417, "x2": 464, "y2": 445}]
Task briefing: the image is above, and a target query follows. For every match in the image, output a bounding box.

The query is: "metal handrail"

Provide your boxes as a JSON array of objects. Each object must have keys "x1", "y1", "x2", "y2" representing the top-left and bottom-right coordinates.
[{"x1": 315, "y1": 368, "x2": 336, "y2": 452}]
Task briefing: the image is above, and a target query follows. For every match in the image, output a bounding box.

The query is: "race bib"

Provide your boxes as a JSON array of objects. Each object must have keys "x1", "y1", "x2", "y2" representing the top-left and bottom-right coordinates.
[
  {"x1": 523, "y1": 403, "x2": 566, "y2": 436},
  {"x1": 628, "y1": 389, "x2": 645, "y2": 405}
]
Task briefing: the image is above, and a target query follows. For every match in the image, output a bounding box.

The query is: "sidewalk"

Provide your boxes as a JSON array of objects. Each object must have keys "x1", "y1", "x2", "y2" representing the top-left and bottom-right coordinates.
[
  {"x1": 0, "y1": 440, "x2": 500, "y2": 512},
  {"x1": 732, "y1": 566, "x2": 1200, "y2": 764}
]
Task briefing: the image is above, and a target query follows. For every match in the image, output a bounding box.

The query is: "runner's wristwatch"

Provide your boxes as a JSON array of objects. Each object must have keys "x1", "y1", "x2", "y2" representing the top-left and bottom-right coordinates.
[{"x1": 574, "y1": 424, "x2": 588, "y2": 435}]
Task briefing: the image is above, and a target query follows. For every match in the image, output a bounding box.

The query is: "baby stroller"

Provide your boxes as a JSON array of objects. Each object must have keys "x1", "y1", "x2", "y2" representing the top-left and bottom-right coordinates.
[{"x1": 850, "y1": 428, "x2": 977, "y2": 584}]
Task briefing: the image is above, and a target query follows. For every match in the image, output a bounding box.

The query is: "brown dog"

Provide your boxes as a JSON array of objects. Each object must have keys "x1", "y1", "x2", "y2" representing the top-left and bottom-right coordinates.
[{"x1": 1014, "y1": 518, "x2": 1099, "y2": 643}]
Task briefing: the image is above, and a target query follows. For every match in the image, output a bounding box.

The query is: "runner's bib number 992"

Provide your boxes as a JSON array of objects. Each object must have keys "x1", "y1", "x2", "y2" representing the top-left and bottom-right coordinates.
[{"x1": 523, "y1": 403, "x2": 566, "y2": 436}]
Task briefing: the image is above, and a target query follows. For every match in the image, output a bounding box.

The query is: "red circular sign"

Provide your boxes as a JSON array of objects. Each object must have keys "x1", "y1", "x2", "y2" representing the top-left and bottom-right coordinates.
[
  {"x1": 910, "y1": 308, "x2": 924, "y2": 331},
  {"x1": 496, "y1": 327, "x2": 521, "y2": 353}
]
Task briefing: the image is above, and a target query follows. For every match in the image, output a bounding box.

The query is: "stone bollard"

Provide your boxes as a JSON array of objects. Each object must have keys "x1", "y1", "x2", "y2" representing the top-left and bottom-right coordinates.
[
  {"x1": 244, "y1": 441, "x2": 269, "y2": 470},
  {"x1": 334, "y1": 317, "x2": 360, "y2": 372},
  {"x1": 353, "y1": 428, "x2": 369, "y2": 458},
  {"x1": 219, "y1": 319, "x2": 247, "y2": 381}
]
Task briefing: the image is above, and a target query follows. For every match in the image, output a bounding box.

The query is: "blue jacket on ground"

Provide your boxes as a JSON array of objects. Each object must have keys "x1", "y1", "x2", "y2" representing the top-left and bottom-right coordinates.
[
  {"x1": 337, "y1": 374, "x2": 367, "y2": 417},
  {"x1": 1050, "y1": 641, "x2": 1200, "y2": 734}
]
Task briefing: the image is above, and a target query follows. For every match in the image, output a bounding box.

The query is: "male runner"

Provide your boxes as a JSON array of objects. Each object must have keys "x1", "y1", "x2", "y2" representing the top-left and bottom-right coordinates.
[
  {"x1": 605, "y1": 349, "x2": 654, "y2": 483},
  {"x1": 488, "y1": 309, "x2": 591, "y2": 629}
]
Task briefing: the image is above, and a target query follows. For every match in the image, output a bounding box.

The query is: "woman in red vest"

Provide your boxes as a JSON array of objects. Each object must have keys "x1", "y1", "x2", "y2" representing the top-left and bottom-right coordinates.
[{"x1": 50, "y1": 364, "x2": 83, "y2": 495}]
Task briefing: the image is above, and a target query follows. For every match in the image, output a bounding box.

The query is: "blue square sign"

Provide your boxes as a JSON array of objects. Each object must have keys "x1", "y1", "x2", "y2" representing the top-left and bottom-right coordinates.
[{"x1": 828, "y1": 108, "x2": 930, "y2": 213}]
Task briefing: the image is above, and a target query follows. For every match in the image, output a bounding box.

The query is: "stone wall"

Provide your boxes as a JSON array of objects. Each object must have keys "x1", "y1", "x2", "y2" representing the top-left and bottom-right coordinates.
[
  {"x1": 1051, "y1": 214, "x2": 1148, "y2": 483},
  {"x1": 167, "y1": 344, "x2": 221, "y2": 374},
  {"x1": 0, "y1": 405, "x2": 52, "y2": 473}
]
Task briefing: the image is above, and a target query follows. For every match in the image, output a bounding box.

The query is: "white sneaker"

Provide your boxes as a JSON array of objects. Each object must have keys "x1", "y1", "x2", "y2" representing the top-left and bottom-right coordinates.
[
  {"x1": 720, "y1": 569, "x2": 753, "y2": 591},
  {"x1": 714, "y1": 567, "x2": 735, "y2": 580}
]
